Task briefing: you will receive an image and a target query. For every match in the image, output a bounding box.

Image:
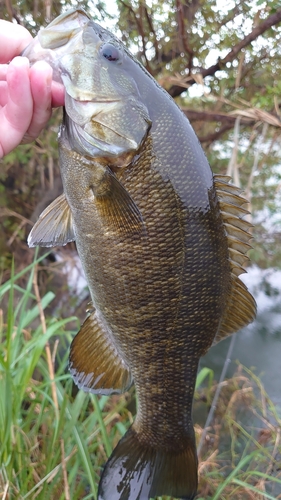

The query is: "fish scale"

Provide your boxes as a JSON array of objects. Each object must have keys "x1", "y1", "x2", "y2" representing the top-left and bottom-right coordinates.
[{"x1": 24, "y1": 9, "x2": 257, "y2": 500}]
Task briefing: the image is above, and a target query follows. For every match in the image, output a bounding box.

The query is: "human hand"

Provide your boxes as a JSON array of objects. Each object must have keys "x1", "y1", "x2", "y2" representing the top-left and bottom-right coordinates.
[{"x1": 0, "y1": 20, "x2": 64, "y2": 159}]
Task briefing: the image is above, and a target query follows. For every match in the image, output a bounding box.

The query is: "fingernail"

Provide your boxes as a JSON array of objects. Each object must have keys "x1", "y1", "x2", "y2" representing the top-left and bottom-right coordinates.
[
  {"x1": 34, "y1": 60, "x2": 53, "y2": 89},
  {"x1": 10, "y1": 56, "x2": 29, "y2": 68}
]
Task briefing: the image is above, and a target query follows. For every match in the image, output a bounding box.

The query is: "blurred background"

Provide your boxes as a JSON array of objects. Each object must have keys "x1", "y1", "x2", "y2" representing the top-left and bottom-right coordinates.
[{"x1": 1, "y1": 1, "x2": 281, "y2": 498}]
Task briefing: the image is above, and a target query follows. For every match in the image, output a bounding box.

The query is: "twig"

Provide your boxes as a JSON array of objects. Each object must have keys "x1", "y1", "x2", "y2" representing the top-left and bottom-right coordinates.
[
  {"x1": 226, "y1": 116, "x2": 241, "y2": 187},
  {"x1": 33, "y1": 265, "x2": 70, "y2": 496},
  {"x1": 198, "y1": 123, "x2": 236, "y2": 144},
  {"x1": 182, "y1": 108, "x2": 254, "y2": 124},
  {"x1": 176, "y1": 0, "x2": 193, "y2": 57},
  {"x1": 48, "y1": 155, "x2": 54, "y2": 190},
  {"x1": 2, "y1": 481, "x2": 9, "y2": 500},
  {"x1": 4, "y1": 0, "x2": 13, "y2": 20},
  {"x1": 0, "y1": 208, "x2": 32, "y2": 226},
  {"x1": 23, "y1": 411, "x2": 119, "y2": 498},
  {"x1": 197, "y1": 333, "x2": 237, "y2": 457},
  {"x1": 169, "y1": 7, "x2": 281, "y2": 97},
  {"x1": 33, "y1": 265, "x2": 59, "y2": 411},
  {"x1": 144, "y1": 5, "x2": 159, "y2": 61},
  {"x1": 7, "y1": 220, "x2": 26, "y2": 247},
  {"x1": 118, "y1": 0, "x2": 153, "y2": 73},
  {"x1": 265, "y1": 426, "x2": 280, "y2": 477},
  {"x1": 51, "y1": 339, "x2": 59, "y2": 366},
  {"x1": 60, "y1": 439, "x2": 70, "y2": 500},
  {"x1": 235, "y1": 49, "x2": 245, "y2": 89},
  {"x1": 45, "y1": 0, "x2": 52, "y2": 22},
  {"x1": 198, "y1": 449, "x2": 219, "y2": 474},
  {"x1": 245, "y1": 122, "x2": 268, "y2": 202}
]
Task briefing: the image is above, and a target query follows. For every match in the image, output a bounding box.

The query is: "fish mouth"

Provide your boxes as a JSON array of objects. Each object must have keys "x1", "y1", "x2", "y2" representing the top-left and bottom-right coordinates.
[
  {"x1": 66, "y1": 93, "x2": 123, "y2": 104},
  {"x1": 81, "y1": 98, "x2": 122, "y2": 103},
  {"x1": 64, "y1": 91, "x2": 122, "y2": 123}
]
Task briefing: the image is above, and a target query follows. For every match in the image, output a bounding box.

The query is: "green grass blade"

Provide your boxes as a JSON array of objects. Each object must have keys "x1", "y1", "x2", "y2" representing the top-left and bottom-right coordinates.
[
  {"x1": 232, "y1": 479, "x2": 278, "y2": 499},
  {"x1": 212, "y1": 452, "x2": 258, "y2": 500}
]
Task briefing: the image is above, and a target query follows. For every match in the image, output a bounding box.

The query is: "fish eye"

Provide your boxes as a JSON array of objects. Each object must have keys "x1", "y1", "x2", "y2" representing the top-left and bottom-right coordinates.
[{"x1": 101, "y1": 43, "x2": 120, "y2": 62}]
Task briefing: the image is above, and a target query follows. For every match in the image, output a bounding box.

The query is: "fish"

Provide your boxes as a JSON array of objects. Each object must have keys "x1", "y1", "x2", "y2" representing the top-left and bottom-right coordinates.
[{"x1": 23, "y1": 9, "x2": 257, "y2": 500}]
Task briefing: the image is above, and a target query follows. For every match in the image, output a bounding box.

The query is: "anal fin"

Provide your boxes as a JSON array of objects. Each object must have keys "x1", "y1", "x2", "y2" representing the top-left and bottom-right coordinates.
[
  {"x1": 28, "y1": 193, "x2": 75, "y2": 247},
  {"x1": 69, "y1": 311, "x2": 132, "y2": 395}
]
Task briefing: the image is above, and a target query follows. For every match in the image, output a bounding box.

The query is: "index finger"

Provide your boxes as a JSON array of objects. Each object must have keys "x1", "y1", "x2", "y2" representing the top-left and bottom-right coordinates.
[{"x1": 0, "y1": 21, "x2": 32, "y2": 63}]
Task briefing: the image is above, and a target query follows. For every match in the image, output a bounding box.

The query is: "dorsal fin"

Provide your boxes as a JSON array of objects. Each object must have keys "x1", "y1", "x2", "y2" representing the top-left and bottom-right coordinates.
[
  {"x1": 212, "y1": 175, "x2": 257, "y2": 344},
  {"x1": 214, "y1": 174, "x2": 253, "y2": 276}
]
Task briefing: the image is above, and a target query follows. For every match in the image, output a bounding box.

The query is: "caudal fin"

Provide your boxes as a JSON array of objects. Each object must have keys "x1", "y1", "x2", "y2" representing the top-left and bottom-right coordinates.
[{"x1": 98, "y1": 426, "x2": 198, "y2": 500}]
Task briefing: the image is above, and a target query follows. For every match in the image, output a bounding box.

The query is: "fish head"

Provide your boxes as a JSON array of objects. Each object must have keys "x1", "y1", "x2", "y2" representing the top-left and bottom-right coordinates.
[
  {"x1": 61, "y1": 20, "x2": 152, "y2": 162},
  {"x1": 23, "y1": 9, "x2": 152, "y2": 163}
]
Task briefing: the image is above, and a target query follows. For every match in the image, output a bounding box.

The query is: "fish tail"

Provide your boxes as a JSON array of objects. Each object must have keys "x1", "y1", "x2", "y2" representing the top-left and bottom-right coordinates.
[{"x1": 98, "y1": 425, "x2": 198, "y2": 500}]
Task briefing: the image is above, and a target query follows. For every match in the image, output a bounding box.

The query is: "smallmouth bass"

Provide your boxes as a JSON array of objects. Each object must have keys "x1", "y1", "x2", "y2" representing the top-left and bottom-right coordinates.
[{"x1": 24, "y1": 9, "x2": 256, "y2": 500}]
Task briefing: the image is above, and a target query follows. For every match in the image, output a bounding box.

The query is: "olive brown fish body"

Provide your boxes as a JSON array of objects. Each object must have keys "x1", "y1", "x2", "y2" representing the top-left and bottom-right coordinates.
[{"x1": 25, "y1": 9, "x2": 257, "y2": 500}]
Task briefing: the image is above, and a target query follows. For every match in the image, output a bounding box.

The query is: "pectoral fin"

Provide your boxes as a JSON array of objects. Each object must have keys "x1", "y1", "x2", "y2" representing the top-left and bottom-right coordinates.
[
  {"x1": 94, "y1": 169, "x2": 146, "y2": 236},
  {"x1": 28, "y1": 193, "x2": 75, "y2": 247},
  {"x1": 69, "y1": 311, "x2": 133, "y2": 394}
]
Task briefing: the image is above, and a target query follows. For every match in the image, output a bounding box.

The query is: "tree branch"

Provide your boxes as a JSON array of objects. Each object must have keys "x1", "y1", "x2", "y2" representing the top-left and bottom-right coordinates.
[
  {"x1": 168, "y1": 8, "x2": 281, "y2": 97},
  {"x1": 182, "y1": 109, "x2": 255, "y2": 124},
  {"x1": 119, "y1": 0, "x2": 154, "y2": 74},
  {"x1": 197, "y1": 124, "x2": 235, "y2": 144}
]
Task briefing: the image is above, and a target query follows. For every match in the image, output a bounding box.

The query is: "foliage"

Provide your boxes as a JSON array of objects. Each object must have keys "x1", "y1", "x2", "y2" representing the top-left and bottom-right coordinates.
[
  {"x1": 1, "y1": 259, "x2": 281, "y2": 499},
  {"x1": 0, "y1": 255, "x2": 132, "y2": 499},
  {"x1": 195, "y1": 365, "x2": 281, "y2": 499},
  {"x1": 0, "y1": 0, "x2": 110, "y2": 35}
]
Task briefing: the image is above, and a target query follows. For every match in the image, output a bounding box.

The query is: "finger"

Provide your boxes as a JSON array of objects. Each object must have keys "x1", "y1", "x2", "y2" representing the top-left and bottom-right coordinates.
[
  {"x1": 0, "y1": 21, "x2": 32, "y2": 63},
  {"x1": 51, "y1": 80, "x2": 65, "y2": 108},
  {"x1": 0, "y1": 82, "x2": 8, "y2": 106},
  {"x1": 22, "y1": 60, "x2": 53, "y2": 142},
  {"x1": 0, "y1": 57, "x2": 33, "y2": 157},
  {"x1": 1, "y1": 60, "x2": 64, "y2": 108},
  {"x1": 0, "y1": 64, "x2": 8, "y2": 80}
]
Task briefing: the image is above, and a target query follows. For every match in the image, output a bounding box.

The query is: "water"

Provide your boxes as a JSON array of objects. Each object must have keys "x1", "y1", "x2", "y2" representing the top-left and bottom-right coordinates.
[{"x1": 200, "y1": 266, "x2": 281, "y2": 408}]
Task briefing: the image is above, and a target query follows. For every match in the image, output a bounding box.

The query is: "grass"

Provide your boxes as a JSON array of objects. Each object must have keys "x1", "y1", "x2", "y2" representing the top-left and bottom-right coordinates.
[{"x1": 0, "y1": 253, "x2": 281, "y2": 499}]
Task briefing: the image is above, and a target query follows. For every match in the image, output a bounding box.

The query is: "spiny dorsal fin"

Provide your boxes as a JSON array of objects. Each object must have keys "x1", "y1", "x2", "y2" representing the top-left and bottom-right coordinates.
[
  {"x1": 213, "y1": 175, "x2": 242, "y2": 195},
  {"x1": 225, "y1": 216, "x2": 253, "y2": 233},
  {"x1": 227, "y1": 234, "x2": 252, "y2": 253},
  {"x1": 214, "y1": 174, "x2": 253, "y2": 277},
  {"x1": 69, "y1": 310, "x2": 132, "y2": 395},
  {"x1": 215, "y1": 189, "x2": 248, "y2": 208},
  {"x1": 28, "y1": 193, "x2": 75, "y2": 247},
  {"x1": 220, "y1": 202, "x2": 249, "y2": 217},
  {"x1": 213, "y1": 175, "x2": 257, "y2": 343}
]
